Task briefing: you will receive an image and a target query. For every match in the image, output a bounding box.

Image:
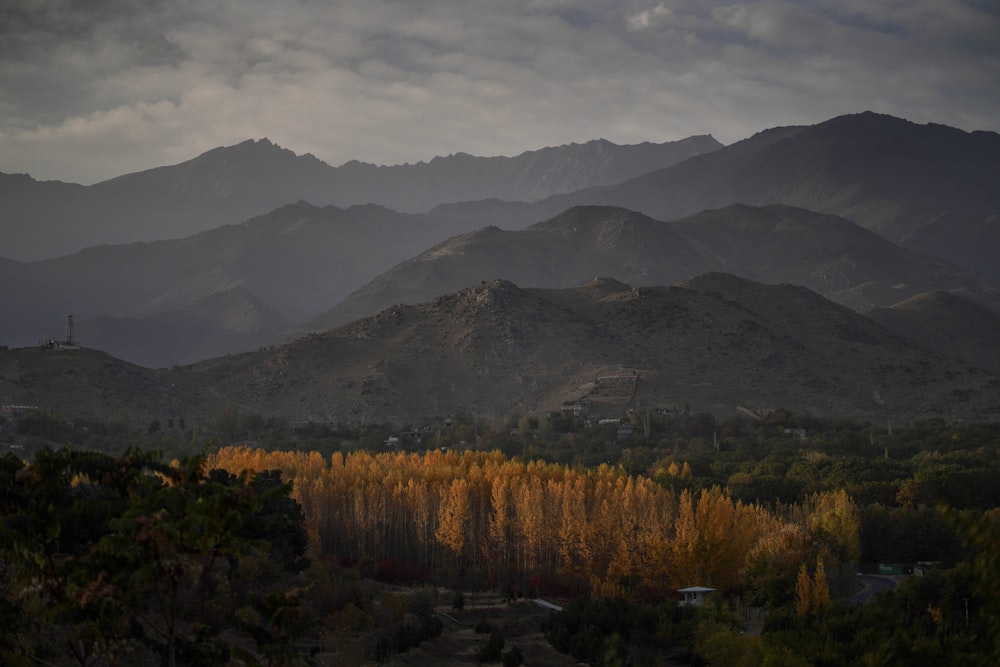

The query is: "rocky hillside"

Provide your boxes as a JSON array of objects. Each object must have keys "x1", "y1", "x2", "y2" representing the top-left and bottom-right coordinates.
[{"x1": 6, "y1": 276, "x2": 994, "y2": 429}]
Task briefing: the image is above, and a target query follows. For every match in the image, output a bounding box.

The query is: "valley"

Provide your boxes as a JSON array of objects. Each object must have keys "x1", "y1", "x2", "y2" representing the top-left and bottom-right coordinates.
[{"x1": 1, "y1": 109, "x2": 999, "y2": 666}]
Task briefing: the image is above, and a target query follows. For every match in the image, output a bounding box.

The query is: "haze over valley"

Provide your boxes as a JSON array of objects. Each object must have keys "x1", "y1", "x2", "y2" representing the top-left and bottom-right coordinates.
[
  {"x1": 1, "y1": 112, "x2": 999, "y2": 428},
  {"x1": 4, "y1": 3, "x2": 1000, "y2": 663}
]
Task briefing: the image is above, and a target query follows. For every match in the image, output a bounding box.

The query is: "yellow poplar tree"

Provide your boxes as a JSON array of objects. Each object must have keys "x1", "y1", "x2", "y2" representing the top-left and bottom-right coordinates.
[
  {"x1": 436, "y1": 478, "x2": 470, "y2": 559},
  {"x1": 795, "y1": 563, "x2": 812, "y2": 616},
  {"x1": 811, "y1": 556, "x2": 830, "y2": 612}
]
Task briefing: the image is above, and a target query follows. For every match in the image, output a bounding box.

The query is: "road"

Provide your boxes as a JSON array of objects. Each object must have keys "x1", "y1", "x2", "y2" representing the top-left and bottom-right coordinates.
[{"x1": 848, "y1": 574, "x2": 900, "y2": 605}]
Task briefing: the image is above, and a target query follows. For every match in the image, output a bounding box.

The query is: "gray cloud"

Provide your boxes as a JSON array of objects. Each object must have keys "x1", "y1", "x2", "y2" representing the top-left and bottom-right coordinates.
[{"x1": 0, "y1": 0, "x2": 997, "y2": 184}]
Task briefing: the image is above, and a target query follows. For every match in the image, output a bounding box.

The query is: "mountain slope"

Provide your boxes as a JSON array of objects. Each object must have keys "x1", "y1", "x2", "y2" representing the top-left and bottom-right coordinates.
[
  {"x1": 900, "y1": 213, "x2": 1000, "y2": 280},
  {"x1": 0, "y1": 202, "x2": 480, "y2": 367},
  {"x1": 0, "y1": 346, "x2": 205, "y2": 425},
  {"x1": 868, "y1": 291, "x2": 1000, "y2": 376},
  {"x1": 305, "y1": 204, "x2": 983, "y2": 332},
  {"x1": 668, "y1": 204, "x2": 980, "y2": 311},
  {"x1": 567, "y1": 112, "x2": 1000, "y2": 241},
  {"x1": 447, "y1": 112, "x2": 1000, "y2": 273},
  {"x1": 8, "y1": 276, "x2": 995, "y2": 428},
  {"x1": 192, "y1": 277, "x2": 1000, "y2": 425},
  {"x1": 0, "y1": 135, "x2": 721, "y2": 260},
  {"x1": 302, "y1": 206, "x2": 716, "y2": 332},
  {"x1": 75, "y1": 287, "x2": 291, "y2": 369}
]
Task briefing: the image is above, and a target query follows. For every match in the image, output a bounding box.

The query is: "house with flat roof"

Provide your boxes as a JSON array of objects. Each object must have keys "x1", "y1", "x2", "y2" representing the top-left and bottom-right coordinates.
[{"x1": 678, "y1": 586, "x2": 716, "y2": 606}]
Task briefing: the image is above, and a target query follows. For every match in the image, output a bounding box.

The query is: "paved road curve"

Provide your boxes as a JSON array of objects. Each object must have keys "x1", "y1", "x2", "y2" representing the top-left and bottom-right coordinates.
[{"x1": 848, "y1": 574, "x2": 900, "y2": 605}]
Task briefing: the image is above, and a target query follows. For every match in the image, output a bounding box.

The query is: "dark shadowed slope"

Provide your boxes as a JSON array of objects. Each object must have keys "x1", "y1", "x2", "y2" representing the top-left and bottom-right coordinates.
[
  {"x1": 0, "y1": 202, "x2": 478, "y2": 367},
  {"x1": 463, "y1": 113, "x2": 1000, "y2": 271},
  {"x1": 565, "y1": 113, "x2": 1000, "y2": 241},
  {"x1": 900, "y1": 213, "x2": 1000, "y2": 281},
  {"x1": 303, "y1": 204, "x2": 984, "y2": 333},
  {"x1": 868, "y1": 291, "x2": 1000, "y2": 376},
  {"x1": 301, "y1": 206, "x2": 716, "y2": 332}
]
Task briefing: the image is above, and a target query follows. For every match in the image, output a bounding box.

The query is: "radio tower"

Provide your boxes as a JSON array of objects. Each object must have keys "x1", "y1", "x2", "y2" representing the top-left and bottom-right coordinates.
[{"x1": 65, "y1": 314, "x2": 74, "y2": 346}]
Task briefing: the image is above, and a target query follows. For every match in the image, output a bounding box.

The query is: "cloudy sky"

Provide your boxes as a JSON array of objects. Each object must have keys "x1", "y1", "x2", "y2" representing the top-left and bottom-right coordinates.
[{"x1": 1, "y1": 0, "x2": 998, "y2": 184}]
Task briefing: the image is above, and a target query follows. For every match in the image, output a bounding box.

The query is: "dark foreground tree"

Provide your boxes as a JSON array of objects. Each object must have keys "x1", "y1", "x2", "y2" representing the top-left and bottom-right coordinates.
[{"x1": 0, "y1": 447, "x2": 311, "y2": 667}]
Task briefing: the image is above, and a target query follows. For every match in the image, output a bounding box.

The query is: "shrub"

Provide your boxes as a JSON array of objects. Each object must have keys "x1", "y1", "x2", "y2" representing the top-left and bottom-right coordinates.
[
  {"x1": 479, "y1": 629, "x2": 505, "y2": 663},
  {"x1": 502, "y1": 644, "x2": 524, "y2": 666}
]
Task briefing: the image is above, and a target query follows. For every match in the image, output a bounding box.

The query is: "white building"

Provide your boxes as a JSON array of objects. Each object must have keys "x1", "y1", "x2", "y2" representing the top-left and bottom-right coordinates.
[{"x1": 678, "y1": 586, "x2": 716, "y2": 606}]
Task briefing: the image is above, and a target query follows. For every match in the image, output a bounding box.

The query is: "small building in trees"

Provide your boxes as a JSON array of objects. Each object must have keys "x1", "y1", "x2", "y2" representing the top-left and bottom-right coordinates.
[{"x1": 678, "y1": 586, "x2": 716, "y2": 606}]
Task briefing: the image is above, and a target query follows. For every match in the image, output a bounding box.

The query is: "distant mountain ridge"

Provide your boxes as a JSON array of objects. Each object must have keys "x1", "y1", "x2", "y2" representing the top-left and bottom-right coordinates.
[
  {"x1": 2, "y1": 201, "x2": 991, "y2": 370},
  {"x1": 591, "y1": 112, "x2": 1000, "y2": 241},
  {"x1": 306, "y1": 203, "x2": 984, "y2": 333},
  {"x1": 1, "y1": 111, "x2": 998, "y2": 382},
  {"x1": 0, "y1": 202, "x2": 479, "y2": 367},
  {"x1": 329, "y1": 135, "x2": 722, "y2": 211},
  {"x1": 0, "y1": 135, "x2": 721, "y2": 260},
  {"x1": 463, "y1": 112, "x2": 1000, "y2": 278}
]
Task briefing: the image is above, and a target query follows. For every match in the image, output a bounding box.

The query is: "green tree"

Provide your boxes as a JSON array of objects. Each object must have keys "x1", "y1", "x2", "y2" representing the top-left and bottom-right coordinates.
[
  {"x1": 0, "y1": 447, "x2": 159, "y2": 665},
  {"x1": 0, "y1": 448, "x2": 311, "y2": 667}
]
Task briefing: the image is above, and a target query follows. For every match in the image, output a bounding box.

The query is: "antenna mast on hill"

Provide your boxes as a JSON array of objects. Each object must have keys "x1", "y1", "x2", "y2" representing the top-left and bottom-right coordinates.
[{"x1": 65, "y1": 314, "x2": 74, "y2": 346}]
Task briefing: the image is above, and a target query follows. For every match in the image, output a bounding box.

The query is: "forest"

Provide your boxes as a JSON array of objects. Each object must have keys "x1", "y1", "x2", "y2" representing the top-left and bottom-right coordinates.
[{"x1": 1, "y1": 409, "x2": 999, "y2": 665}]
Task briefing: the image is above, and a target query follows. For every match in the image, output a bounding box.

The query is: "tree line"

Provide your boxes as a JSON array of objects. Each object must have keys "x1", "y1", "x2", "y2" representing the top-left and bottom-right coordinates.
[{"x1": 208, "y1": 446, "x2": 860, "y2": 603}]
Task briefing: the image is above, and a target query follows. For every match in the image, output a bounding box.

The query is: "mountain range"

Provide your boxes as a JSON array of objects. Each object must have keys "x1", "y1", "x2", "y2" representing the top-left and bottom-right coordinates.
[
  {"x1": 0, "y1": 135, "x2": 720, "y2": 261},
  {"x1": 3, "y1": 200, "x2": 990, "y2": 369},
  {"x1": 307, "y1": 203, "x2": 985, "y2": 334},
  {"x1": 455, "y1": 112, "x2": 1000, "y2": 280},
  {"x1": 1, "y1": 111, "x2": 999, "y2": 427},
  {"x1": 0, "y1": 202, "x2": 477, "y2": 366},
  {"x1": 2, "y1": 276, "x2": 997, "y2": 428}
]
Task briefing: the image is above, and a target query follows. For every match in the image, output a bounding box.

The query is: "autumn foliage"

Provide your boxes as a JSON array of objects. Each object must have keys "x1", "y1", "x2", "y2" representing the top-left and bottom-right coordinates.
[{"x1": 209, "y1": 447, "x2": 857, "y2": 600}]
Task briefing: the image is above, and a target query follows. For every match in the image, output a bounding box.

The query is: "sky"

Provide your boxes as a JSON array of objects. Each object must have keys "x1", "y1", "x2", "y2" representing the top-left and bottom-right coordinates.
[{"x1": 1, "y1": 0, "x2": 998, "y2": 185}]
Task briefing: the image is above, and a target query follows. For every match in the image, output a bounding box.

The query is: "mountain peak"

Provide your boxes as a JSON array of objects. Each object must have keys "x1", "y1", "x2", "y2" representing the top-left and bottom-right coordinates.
[
  {"x1": 581, "y1": 276, "x2": 632, "y2": 291},
  {"x1": 532, "y1": 205, "x2": 654, "y2": 231},
  {"x1": 430, "y1": 279, "x2": 530, "y2": 317},
  {"x1": 676, "y1": 272, "x2": 759, "y2": 294}
]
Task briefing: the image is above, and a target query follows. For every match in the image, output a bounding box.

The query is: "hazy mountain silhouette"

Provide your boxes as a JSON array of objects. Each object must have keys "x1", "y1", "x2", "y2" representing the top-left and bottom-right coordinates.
[
  {"x1": 0, "y1": 135, "x2": 720, "y2": 260},
  {"x1": 899, "y1": 213, "x2": 1000, "y2": 281},
  {"x1": 868, "y1": 290, "x2": 1000, "y2": 376},
  {"x1": 1, "y1": 111, "x2": 997, "y2": 377},
  {"x1": 305, "y1": 204, "x2": 983, "y2": 333},
  {"x1": 0, "y1": 202, "x2": 481, "y2": 367},
  {"x1": 452, "y1": 112, "x2": 1000, "y2": 271}
]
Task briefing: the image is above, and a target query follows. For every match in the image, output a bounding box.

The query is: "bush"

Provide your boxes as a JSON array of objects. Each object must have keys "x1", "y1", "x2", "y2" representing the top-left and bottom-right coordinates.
[
  {"x1": 453, "y1": 590, "x2": 466, "y2": 610},
  {"x1": 394, "y1": 614, "x2": 443, "y2": 653},
  {"x1": 502, "y1": 644, "x2": 524, "y2": 666},
  {"x1": 409, "y1": 589, "x2": 435, "y2": 617},
  {"x1": 479, "y1": 629, "x2": 505, "y2": 663}
]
